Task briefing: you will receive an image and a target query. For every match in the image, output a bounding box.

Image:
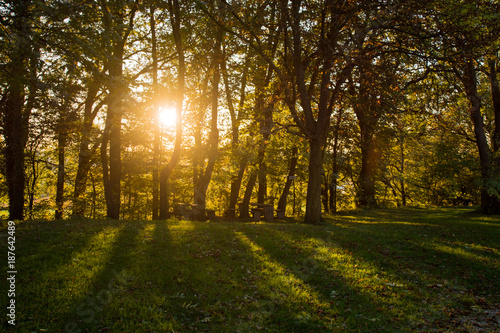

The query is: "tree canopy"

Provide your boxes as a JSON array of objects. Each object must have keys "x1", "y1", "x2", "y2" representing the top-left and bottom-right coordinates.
[{"x1": 1, "y1": 0, "x2": 499, "y2": 222}]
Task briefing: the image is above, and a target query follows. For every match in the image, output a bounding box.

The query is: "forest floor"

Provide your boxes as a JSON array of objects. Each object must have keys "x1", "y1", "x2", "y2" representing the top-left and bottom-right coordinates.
[{"x1": 1, "y1": 208, "x2": 499, "y2": 332}]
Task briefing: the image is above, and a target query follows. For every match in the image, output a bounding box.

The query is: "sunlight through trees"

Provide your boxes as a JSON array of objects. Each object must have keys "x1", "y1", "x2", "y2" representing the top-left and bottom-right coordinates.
[{"x1": 1, "y1": 0, "x2": 499, "y2": 221}]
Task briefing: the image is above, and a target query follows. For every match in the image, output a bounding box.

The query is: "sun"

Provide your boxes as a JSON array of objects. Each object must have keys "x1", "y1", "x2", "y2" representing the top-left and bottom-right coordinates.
[{"x1": 158, "y1": 106, "x2": 177, "y2": 127}]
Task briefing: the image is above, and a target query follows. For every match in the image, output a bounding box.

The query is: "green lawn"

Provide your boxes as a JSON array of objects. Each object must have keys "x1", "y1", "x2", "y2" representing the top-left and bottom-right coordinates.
[{"x1": 1, "y1": 208, "x2": 499, "y2": 332}]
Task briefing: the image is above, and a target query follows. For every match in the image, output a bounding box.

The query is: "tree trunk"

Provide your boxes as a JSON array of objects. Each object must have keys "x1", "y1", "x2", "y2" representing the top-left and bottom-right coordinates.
[
  {"x1": 3, "y1": 80, "x2": 27, "y2": 221},
  {"x1": 329, "y1": 175, "x2": 337, "y2": 213},
  {"x1": 322, "y1": 175, "x2": 329, "y2": 214},
  {"x1": 289, "y1": 0, "x2": 352, "y2": 223},
  {"x1": 27, "y1": 143, "x2": 39, "y2": 220},
  {"x1": 329, "y1": 110, "x2": 343, "y2": 213},
  {"x1": 357, "y1": 130, "x2": 378, "y2": 208},
  {"x1": 352, "y1": 66, "x2": 382, "y2": 209},
  {"x1": 329, "y1": 143, "x2": 339, "y2": 213},
  {"x1": 240, "y1": 168, "x2": 258, "y2": 219},
  {"x1": 103, "y1": 80, "x2": 123, "y2": 220},
  {"x1": 90, "y1": 170, "x2": 97, "y2": 219},
  {"x1": 400, "y1": 138, "x2": 407, "y2": 207},
  {"x1": 461, "y1": 60, "x2": 499, "y2": 213},
  {"x1": 239, "y1": 147, "x2": 266, "y2": 218},
  {"x1": 101, "y1": 118, "x2": 112, "y2": 217},
  {"x1": 99, "y1": 1, "x2": 137, "y2": 219},
  {"x1": 1, "y1": 0, "x2": 34, "y2": 221},
  {"x1": 488, "y1": 59, "x2": 500, "y2": 214},
  {"x1": 222, "y1": 46, "x2": 249, "y2": 216},
  {"x1": 277, "y1": 147, "x2": 298, "y2": 215},
  {"x1": 73, "y1": 82, "x2": 100, "y2": 217},
  {"x1": 256, "y1": 91, "x2": 272, "y2": 205},
  {"x1": 159, "y1": 0, "x2": 185, "y2": 219},
  {"x1": 228, "y1": 159, "x2": 247, "y2": 214},
  {"x1": 491, "y1": 59, "x2": 500, "y2": 154},
  {"x1": 193, "y1": 24, "x2": 222, "y2": 218},
  {"x1": 55, "y1": 131, "x2": 67, "y2": 219},
  {"x1": 257, "y1": 146, "x2": 268, "y2": 204},
  {"x1": 150, "y1": 5, "x2": 160, "y2": 220},
  {"x1": 304, "y1": 138, "x2": 324, "y2": 223}
]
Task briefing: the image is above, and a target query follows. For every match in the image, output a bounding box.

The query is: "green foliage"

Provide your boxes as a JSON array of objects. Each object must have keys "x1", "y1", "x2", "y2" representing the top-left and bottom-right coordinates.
[{"x1": 1, "y1": 0, "x2": 499, "y2": 220}]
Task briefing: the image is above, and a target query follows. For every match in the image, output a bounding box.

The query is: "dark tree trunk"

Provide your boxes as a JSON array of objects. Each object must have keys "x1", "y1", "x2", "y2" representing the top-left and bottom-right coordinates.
[
  {"x1": 102, "y1": 76, "x2": 123, "y2": 220},
  {"x1": 256, "y1": 93, "x2": 272, "y2": 205},
  {"x1": 1, "y1": 0, "x2": 34, "y2": 221},
  {"x1": 461, "y1": 60, "x2": 499, "y2": 214},
  {"x1": 101, "y1": 58, "x2": 124, "y2": 220},
  {"x1": 488, "y1": 59, "x2": 500, "y2": 213},
  {"x1": 491, "y1": 60, "x2": 500, "y2": 155},
  {"x1": 329, "y1": 174, "x2": 337, "y2": 213},
  {"x1": 151, "y1": 5, "x2": 160, "y2": 220},
  {"x1": 304, "y1": 138, "x2": 324, "y2": 223},
  {"x1": 104, "y1": 39, "x2": 127, "y2": 220},
  {"x1": 351, "y1": 65, "x2": 382, "y2": 209},
  {"x1": 73, "y1": 82, "x2": 101, "y2": 217},
  {"x1": 400, "y1": 139, "x2": 407, "y2": 207},
  {"x1": 228, "y1": 159, "x2": 247, "y2": 214},
  {"x1": 55, "y1": 131, "x2": 67, "y2": 219},
  {"x1": 357, "y1": 130, "x2": 379, "y2": 208},
  {"x1": 101, "y1": 119, "x2": 112, "y2": 217},
  {"x1": 329, "y1": 111, "x2": 343, "y2": 213},
  {"x1": 322, "y1": 175, "x2": 329, "y2": 214},
  {"x1": 257, "y1": 146, "x2": 268, "y2": 204},
  {"x1": 240, "y1": 168, "x2": 258, "y2": 219},
  {"x1": 3, "y1": 81, "x2": 27, "y2": 221},
  {"x1": 27, "y1": 140, "x2": 39, "y2": 220},
  {"x1": 240, "y1": 147, "x2": 266, "y2": 218},
  {"x1": 277, "y1": 147, "x2": 298, "y2": 215},
  {"x1": 100, "y1": 90, "x2": 122, "y2": 220}
]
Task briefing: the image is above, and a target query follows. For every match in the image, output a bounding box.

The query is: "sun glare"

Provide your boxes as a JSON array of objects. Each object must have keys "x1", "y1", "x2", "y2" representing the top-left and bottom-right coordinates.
[{"x1": 158, "y1": 106, "x2": 177, "y2": 127}]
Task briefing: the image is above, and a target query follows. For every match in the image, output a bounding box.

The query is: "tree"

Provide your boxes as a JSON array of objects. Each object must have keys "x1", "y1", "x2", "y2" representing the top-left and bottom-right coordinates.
[
  {"x1": 221, "y1": 44, "x2": 250, "y2": 217},
  {"x1": 0, "y1": 0, "x2": 41, "y2": 220},
  {"x1": 159, "y1": 0, "x2": 186, "y2": 220},
  {"x1": 217, "y1": 0, "x2": 397, "y2": 222},
  {"x1": 193, "y1": 29, "x2": 222, "y2": 218},
  {"x1": 100, "y1": 0, "x2": 138, "y2": 219},
  {"x1": 433, "y1": 0, "x2": 500, "y2": 213},
  {"x1": 277, "y1": 146, "x2": 298, "y2": 215},
  {"x1": 349, "y1": 49, "x2": 403, "y2": 208},
  {"x1": 49, "y1": 79, "x2": 79, "y2": 220},
  {"x1": 150, "y1": 3, "x2": 160, "y2": 220}
]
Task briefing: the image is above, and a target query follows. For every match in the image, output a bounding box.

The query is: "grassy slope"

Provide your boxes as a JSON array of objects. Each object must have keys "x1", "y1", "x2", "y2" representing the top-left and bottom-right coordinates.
[{"x1": 1, "y1": 208, "x2": 499, "y2": 332}]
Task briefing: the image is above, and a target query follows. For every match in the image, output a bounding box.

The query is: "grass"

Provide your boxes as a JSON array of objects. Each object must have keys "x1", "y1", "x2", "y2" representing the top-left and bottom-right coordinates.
[{"x1": 1, "y1": 207, "x2": 499, "y2": 332}]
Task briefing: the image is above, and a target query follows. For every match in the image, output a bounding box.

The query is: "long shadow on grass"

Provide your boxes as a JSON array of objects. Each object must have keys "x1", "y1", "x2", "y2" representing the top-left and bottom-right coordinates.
[
  {"x1": 16, "y1": 219, "x2": 112, "y2": 282},
  {"x1": 52, "y1": 220, "x2": 139, "y2": 332},
  {"x1": 5, "y1": 219, "x2": 113, "y2": 331},
  {"x1": 127, "y1": 219, "x2": 180, "y2": 331},
  {"x1": 267, "y1": 209, "x2": 499, "y2": 331},
  {"x1": 319, "y1": 216, "x2": 500, "y2": 330},
  {"x1": 143, "y1": 221, "x2": 297, "y2": 332},
  {"x1": 176, "y1": 222, "x2": 257, "y2": 330},
  {"x1": 116, "y1": 220, "x2": 242, "y2": 331},
  {"x1": 259, "y1": 223, "x2": 431, "y2": 330},
  {"x1": 324, "y1": 210, "x2": 499, "y2": 291},
  {"x1": 236, "y1": 224, "x2": 405, "y2": 332}
]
